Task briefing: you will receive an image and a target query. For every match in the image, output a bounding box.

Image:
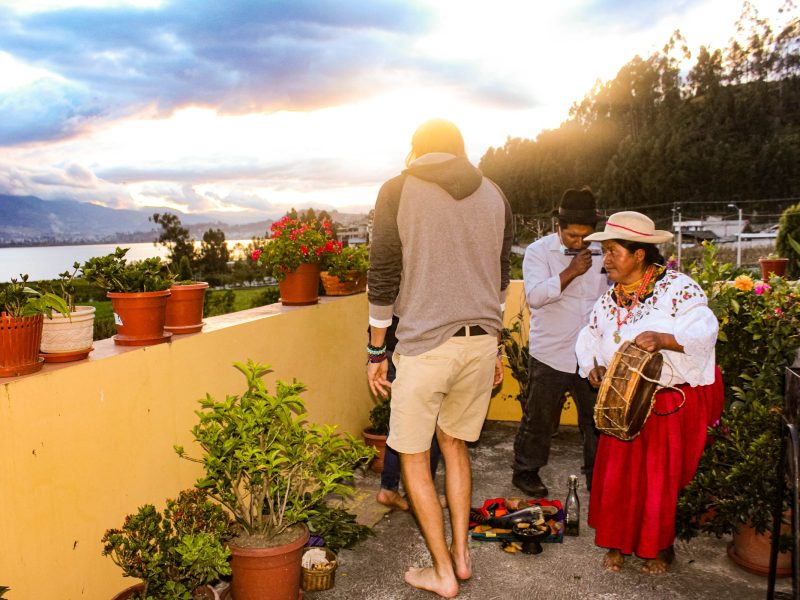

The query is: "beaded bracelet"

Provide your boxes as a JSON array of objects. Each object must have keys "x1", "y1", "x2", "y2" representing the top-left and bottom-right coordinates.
[
  {"x1": 367, "y1": 353, "x2": 387, "y2": 363},
  {"x1": 367, "y1": 343, "x2": 387, "y2": 356}
]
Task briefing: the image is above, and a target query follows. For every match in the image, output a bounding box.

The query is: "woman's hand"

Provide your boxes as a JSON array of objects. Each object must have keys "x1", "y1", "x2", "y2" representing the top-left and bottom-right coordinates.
[
  {"x1": 634, "y1": 331, "x2": 684, "y2": 353},
  {"x1": 588, "y1": 365, "x2": 607, "y2": 388}
]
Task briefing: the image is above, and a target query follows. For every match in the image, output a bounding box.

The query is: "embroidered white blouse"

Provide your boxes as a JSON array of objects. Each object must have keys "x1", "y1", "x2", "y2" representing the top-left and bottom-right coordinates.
[{"x1": 575, "y1": 270, "x2": 718, "y2": 387}]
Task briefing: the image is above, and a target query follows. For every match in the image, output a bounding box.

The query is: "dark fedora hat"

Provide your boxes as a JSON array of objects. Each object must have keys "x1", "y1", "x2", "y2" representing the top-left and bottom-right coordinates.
[{"x1": 556, "y1": 188, "x2": 598, "y2": 225}]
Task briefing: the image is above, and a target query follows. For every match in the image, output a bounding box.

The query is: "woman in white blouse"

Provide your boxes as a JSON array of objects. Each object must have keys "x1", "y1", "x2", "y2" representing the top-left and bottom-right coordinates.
[{"x1": 575, "y1": 211, "x2": 723, "y2": 575}]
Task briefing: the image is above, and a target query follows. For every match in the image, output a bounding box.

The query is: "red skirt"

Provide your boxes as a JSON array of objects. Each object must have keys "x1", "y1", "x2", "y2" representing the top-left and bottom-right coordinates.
[{"x1": 587, "y1": 367, "x2": 724, "y2": 559}]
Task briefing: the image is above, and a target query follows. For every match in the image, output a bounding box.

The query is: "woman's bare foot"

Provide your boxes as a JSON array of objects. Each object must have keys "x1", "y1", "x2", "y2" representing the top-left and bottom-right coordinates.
[
  {"x1": 450, "y1": 546, "x2": 472, "y2": 580},
  {"x1": 404, "y1": 566, "x2": 458, "y2": 598},
  {"x1": 603, "y1": 549, "x2": 625, "y2": 572},
  {"x1": 641, "y1": 547, "x2": 675, "y2": 574},
  {"x1": 376, "y1": 488, "x2": 409, "y2": 511}
]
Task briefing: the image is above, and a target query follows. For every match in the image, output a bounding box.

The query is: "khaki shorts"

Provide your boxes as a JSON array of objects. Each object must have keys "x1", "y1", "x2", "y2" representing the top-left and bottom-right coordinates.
[{"x1": 387, "y1": 334, "x2": 497, "y2": 454}]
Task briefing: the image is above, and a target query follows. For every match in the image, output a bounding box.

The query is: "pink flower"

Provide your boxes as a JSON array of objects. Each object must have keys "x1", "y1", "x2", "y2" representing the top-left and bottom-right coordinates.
[
  {"x1": 301, "y1": 245, "x2": 309, "y2": 256},
  {"x1": 754, "y1": 283, "x2": 771, "y2": 295},
  {"x1": 251, "y1": 248, "x2": 262, "y2": 261},
  {"x1": 775, "y1": 307, "x2": 783, "y2": 316}
]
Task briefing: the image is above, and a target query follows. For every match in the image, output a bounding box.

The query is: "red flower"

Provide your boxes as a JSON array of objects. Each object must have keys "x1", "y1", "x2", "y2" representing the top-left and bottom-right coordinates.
[
  {"x1": 301, "y1": 245, "x2": 309, "y2": 256},
  {"x1": 251, "y1": 248, "x2": 262, "y2": 261}
]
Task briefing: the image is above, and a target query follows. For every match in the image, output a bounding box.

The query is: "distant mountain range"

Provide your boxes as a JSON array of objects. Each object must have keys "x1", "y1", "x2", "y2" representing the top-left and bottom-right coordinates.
[{"x1": 0, "y1": 194, "x2": 365, "y2": 245}]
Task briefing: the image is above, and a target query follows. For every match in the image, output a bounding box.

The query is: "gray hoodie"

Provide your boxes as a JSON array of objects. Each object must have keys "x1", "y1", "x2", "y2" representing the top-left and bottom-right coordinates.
[{"x1": 368, "y1": 152, "x2": 513, "y2": 356}]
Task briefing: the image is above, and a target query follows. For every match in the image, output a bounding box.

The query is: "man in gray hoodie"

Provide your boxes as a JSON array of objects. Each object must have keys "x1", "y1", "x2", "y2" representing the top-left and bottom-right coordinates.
[{"x1": 367, "y1": 118, "x2": 513, "y2": 598}]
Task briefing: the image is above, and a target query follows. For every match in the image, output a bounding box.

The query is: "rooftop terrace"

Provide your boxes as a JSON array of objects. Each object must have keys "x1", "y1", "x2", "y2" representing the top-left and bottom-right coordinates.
[
  {"x1": 331, "y1": 422, "x2": 791, "y2": 599},
  {"x1": 0, "y1": 284, "x2": 791, "y2": 598}
]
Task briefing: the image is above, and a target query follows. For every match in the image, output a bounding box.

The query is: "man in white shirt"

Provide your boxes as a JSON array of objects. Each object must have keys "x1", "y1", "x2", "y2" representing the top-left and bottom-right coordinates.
[{"x1": 512, "y1": 188, "x2": 608, "y2": 497}]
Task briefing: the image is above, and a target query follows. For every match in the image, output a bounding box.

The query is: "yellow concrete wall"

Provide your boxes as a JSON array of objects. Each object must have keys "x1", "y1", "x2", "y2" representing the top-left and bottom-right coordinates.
[
  {"x1": 487, "y1": 280, "x2": 578, "y2": 425},
  {"x1": 0, "y1": 287, "x2": 576, "y2": 599},
  {"x1": 0, "y1": 295, "x2": 375, "y2": 600}
]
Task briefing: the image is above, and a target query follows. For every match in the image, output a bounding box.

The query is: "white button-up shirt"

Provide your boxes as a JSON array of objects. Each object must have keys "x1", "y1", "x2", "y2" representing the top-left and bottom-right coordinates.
[{"x1": 523, "y1": 233, "x2": 608, "y2": 373}]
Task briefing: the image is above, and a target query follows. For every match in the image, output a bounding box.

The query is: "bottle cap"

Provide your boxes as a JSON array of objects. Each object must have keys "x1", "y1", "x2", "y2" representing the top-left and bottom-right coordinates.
[{"x1": 568, "y1": 474, "x2": 578, "y2": 484}]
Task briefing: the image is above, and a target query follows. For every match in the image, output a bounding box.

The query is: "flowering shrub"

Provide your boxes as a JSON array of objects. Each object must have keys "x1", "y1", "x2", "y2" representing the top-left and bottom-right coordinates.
[
  {"x1": 677, "y1": 242, "x2": 800, "y2": 541},
  {"x1": 252, "y1": 216, "x2": 341, "y2": 281}
]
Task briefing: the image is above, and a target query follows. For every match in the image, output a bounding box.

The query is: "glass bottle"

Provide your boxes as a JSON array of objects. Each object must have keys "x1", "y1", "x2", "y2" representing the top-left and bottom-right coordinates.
[{"x1": 564, "y1": 474, "x2": 580, "y2": 536}]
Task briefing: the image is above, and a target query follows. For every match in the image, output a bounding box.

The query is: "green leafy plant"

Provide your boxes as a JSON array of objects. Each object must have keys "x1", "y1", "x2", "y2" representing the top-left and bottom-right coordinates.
[
  {"x1": 323, "y1": 245, "x2": 369, "y2": 282},
  {"x1": 252, "y1": 216, "x2": 340, "y2": 281},
  {"x1": 776, "y1": 202, "x2": 800, "y2": 279},
  {"x1": 307, "y1": 504, "x2": 374, "y2": 552},
  {"x1": 366, "y1": 396, "x2": 391, "y2": 436},
  {"x1": 0, "y1": 275, "x2": 69, "y2": 319},
  {"x1": 101, "y1": 489, "x2": 232, "y2": 600},
  {"x1": 0, "y1": 585, "x2": 9, "y2": 598},
  {"x1": 248, "y1": 287, "x2": 280, "y2": 308},
  {"x1": 81, "y1": 247, "x2": 173, "y2": 292},
  {"x1": 40, "y1": 262, "x2": 83, "y2": 311},
  {"x1": 203, "y1": 289, "x2": 235, "y2": 317},
  {"x1": 500, "y1": 303, "x2": 531, "y2": 405},
  {"x1": 677, "y1": 242, "x2": 800, "y2": 541},
  {"x1": 175, "y1": 360, "x2": 376, "y2": 543}
]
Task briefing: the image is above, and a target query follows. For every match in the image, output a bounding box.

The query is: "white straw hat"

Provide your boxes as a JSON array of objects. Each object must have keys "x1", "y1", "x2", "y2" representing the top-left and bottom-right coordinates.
[{"x1": 584, "y1": 211, "x2": 673, "y2": 244}]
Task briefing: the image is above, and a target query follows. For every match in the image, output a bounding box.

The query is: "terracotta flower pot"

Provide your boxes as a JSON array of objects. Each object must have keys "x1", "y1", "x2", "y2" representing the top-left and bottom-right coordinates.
[
  {"x1": 0, "y1": 312, "x2": 44, "y2": 377},
  {"x1": 758, "y1": 257, "x2": 789, "y2": 280},
  {"x1": 362, "y1": 429, "x2": 388, "y2": 473},
  {"x1": 40, "y1": 305, "x2": 95, "y2": 362},
  {"x1": 727, "y1": 521, "x2": 792, "y2": 577},
  {"x1": 107, "y1": 290, "x2": 172, "y2": 346},
  {"x1": 278, "y1": 264, "x2": 320, "y2": 306},
  {"x1": 320, "y1": 270, "x2": 367, "y2": 296},
  {"x1": 228, "y1": 525, "x2": 309, "y2": 600},
  {"x1": 164, "y1": 282, "x2": 209, "y2": 334}
]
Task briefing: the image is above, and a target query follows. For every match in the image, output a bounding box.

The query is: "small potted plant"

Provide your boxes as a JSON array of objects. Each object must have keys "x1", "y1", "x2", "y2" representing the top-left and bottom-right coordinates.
[
  {"x1": 165, "y1": 256, "x2": 209, "y2": 335},
  {"x1": 102, "y1": 489, "x2": 233, "y2": 599},
  {"x1": 758, "y1": 252, "x2": 789, "y2": 280},
  {"x1": 175, "y1": 360, "x2": 375, "y2": 600},
  {"x1": 362, "y1": 395, "x2": 390, "y2": 473},
  {"x1": 252, "y1": 215, "x2": 340, "y2": 305},
  {"x1": 0, "y1": 275, "x2": 69, "y2": 377},
  {"x1": 81, "y1": 247, "x2": 174, "y2": 346},
  {"x1": 39, "y1": 262, "x2": 97, "y2": 362},
  {"x1": 320, "y1": 245, "x2": 369, "y2": 296}
]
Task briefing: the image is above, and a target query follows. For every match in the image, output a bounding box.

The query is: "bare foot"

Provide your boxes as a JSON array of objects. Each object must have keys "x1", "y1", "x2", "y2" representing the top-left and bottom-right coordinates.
[
  {"x1": 641, "y1": 547, "x2": 675, "y2": 574},
  {"x1": 376, "y1": 488, "x2": 409, "y2": 511},
  {"x1": 603, "y1": 549, "x2": 625, "y2": 572},
  {"x1": 450, "y1": 546, "x2": 472, "y2": 580},
  {"x1": 404, "y1": 566, "x2": 458, "y2": 598}
]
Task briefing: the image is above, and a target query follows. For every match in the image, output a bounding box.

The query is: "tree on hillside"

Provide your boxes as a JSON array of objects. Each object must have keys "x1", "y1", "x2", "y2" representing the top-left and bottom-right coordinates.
[
  {"x1": 480, "y1": 2, "x2": 800, "y2": 226},
  {"x1": 151, "y1": 212, "x2": 195, "y2": 266}
]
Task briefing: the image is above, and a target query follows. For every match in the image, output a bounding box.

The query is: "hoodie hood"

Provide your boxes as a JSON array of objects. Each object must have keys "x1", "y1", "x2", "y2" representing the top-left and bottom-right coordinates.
[{"x1": 402, "y1": 153, "x2": 483, "y2": 200}]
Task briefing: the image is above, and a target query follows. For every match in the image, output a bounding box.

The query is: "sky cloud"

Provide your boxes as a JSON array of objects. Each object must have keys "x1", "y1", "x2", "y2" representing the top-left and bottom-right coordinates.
[
  {"x1": 0, "y1": 0, "x2": 792, "y2": 218},
  {"x1": 0, "y1": 0, "x2": 450, "y2": 145}
]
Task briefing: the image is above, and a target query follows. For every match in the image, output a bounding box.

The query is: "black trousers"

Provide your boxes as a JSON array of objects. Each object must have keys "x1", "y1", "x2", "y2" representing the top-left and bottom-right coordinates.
[{"x1": 513, "y1": 356, "x2": 599, "y2": 479}]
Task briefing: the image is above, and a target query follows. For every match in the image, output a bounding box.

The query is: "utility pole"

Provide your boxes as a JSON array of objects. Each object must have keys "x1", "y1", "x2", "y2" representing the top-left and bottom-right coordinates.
[
  {"x1": 728, "y1": 203, "x2": 743, "y2": 267},
  {"x1": 672, "y1": 206, "x2": 682, "y2": 269}
]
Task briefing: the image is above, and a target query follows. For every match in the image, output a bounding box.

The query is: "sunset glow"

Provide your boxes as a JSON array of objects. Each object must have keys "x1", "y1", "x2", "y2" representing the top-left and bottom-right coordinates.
[{"x1": 0, "y1": 0, "x2": 790, "y2": 219}]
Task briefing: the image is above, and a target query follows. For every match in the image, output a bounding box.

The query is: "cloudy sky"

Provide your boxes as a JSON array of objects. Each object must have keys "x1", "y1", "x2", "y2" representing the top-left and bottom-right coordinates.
[{"x1": 0, "y1": 0, "x2": 789, "y2": 220}]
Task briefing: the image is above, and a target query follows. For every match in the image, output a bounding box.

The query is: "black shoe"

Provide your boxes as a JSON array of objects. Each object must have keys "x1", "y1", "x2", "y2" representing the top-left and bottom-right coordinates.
[{"x1": 512, "y1": 471, "x2": 548, "y2": 498}]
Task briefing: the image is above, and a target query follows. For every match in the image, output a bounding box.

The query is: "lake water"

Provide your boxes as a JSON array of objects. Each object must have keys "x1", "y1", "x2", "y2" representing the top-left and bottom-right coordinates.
[{"x1": 0, "y1": 240, "x2": 255, "y2": 281}]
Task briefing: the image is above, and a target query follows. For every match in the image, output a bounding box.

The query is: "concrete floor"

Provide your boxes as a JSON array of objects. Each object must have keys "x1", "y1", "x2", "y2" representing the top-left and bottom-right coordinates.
[{"x1": 311, "y1": 421, "x2": 792, "y2": 600}]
